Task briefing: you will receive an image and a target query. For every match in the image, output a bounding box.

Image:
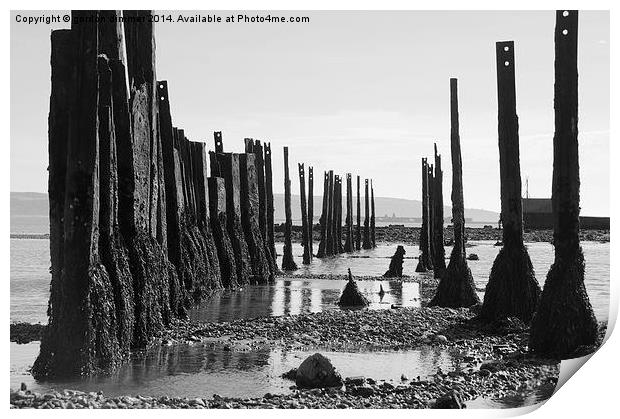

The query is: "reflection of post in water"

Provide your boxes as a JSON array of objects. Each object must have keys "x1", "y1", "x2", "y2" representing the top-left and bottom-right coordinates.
[
  {"x1": 271, "y1": 282, "x2": 285, "y2": 317},
  {"x1": 204, "y1": 351, "x2": 218, "y2": 372},
  {"x1": 209, "y1": 291, "x2": 222, "y2": 323},
  {"x1": 417, "y1": 345, "x2": 441, "y2": 376},
  {"x1": 266, "y1": 280, "x2": 277, "y2": 318},
  {"x1": 289, "y1": 281, "x2": 302, "y2": 316},
  {"x1": 400, "y1": 281, "x2": 419, "y2": 307},
  {"x1": 238, "y1": 286, "x2": 249, "y2": 323},
  {"x1": 221, "y1": 344, "x2": 233, "y2": 369},
  {"x1": 321, "y1": 289, "x2": 332, "y2": 310},
  {"x1": 283, "y1": 281, "x2": 292, "y2": 316},
  {"x1": 311, "y1": 288, "x2": 321, "y2": 313},
  {"x1": 253, "y1": 284, "x2": 273, "y2": 319},
  {"x1": 300, "y1": 286, "x2": 312, "y2": 315}
]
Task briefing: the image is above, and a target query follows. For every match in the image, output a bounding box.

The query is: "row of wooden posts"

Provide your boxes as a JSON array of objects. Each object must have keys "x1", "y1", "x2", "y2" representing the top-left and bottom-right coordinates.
[
  {"x1": 416, "y1": 145, "x2": 446, "y2": 279},
  {"x1": 282, "y1": 155, "x2": 377, "y2": 270},
  {"x1": 425, "y1": 11, "x2": 597, "y2": 358},
  {"x1": 36, "y1": 9, "x2": 379, "y2": 378}
]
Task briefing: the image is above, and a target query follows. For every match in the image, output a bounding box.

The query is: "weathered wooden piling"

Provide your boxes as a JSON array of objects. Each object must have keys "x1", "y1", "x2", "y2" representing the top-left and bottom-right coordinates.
[
  {"x1": 335, "y1": 175, "x2": 344, "y2": 254},
  {"x1": 35, "y1": 8, "x2": 297, "y2": 378},
  {"x1": 105, "y1": 10, "x2": 180, "y2": 371},
  {"x1": 356, "y1": 176, "x2": 361, "y2": 250},
  {"x1": 116, "y1": 12, "x2": 177, "y2": 348},
  {"x1": 299, "y1": 163, "x2": 311, "y2": 264},
  {"x1": 431, "y1": 144, "x2": 446, "y2": 279},
  {"x1": 158, "y1": 80, "x2": 221, "y2": 307},
  {"x1": 37, "y1": 16, "x2": 121, "y2": 376},
  {"x1": 124, "y1": 10, "x2": 166, "y2": 241},
  {"x1": 362, "y1": 179, "x2": 372, "y2": 249},
  {"x1": 210, "y1": 137, "x2": 253, "y2": 284},
  {"x1": 43, "y1": 29, "x2": 74, "y2": 372},
  {"x1": 429, "y1": 78, "x2": 479, "y2": 308},
  {"x1": 35, "y1": 11, "x2": 181, "y2": 377},
  {"x1": 252, "y1": 141, "x2": 268, "y2": 243},
  {"x1": 281, "y1": 147, "x2": 298, "y2": 270},
  {"x1": 308, "y1": 167, "x2": 314, "y2": 258},
  {"x1": 317, "y1": 171, "x2": 329, "y2": 258},
  {"x1": 263, "y1": 142, "x2": 277, "y2": 270},
  {"x1": 239, "y1": 152, "x2": 273, "y2": 283},
  {"x1": 244, "y1": 139, "x2": 276, "y2": 278},
  {"x1": 97, "y1": 51, "x2": 138, "y2": 353},
  {"x1": 427, "y1": 165, "x2": 435, "y2": 263},
  {"x1": 530, "y1": 11, "x2": 598, "y2": 357},
  {"x1": 326, "y1": 170, "x2": 335, "y2": 256},
  {"x1": 190, "y1": 141, "x2": 223, "y2": 293},
  {"x1": 208, "y1": 177, "x2": 238, "y2": 288},
  {"x1": 480, "y1": 41, "x2": 541, "y2": 323},
  {"x1": 370, "y1": 180, "x2": 376, "y2": 248},
  {"x1": 332, "y1": 175, "x2": 338, "y2": 254},
  {"x1": 416, "y1": 158, "x2": 432, "y2": 272},
  {"x1": 344, "y1": 174, "x2": 354, "y2": 252}
]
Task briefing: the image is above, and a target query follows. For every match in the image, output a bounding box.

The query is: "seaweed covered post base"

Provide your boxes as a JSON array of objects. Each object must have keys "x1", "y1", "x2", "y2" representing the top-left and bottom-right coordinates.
[
  {"x1": 478, "y1": 245, "x2": 539, "y2": 322},
  {"x1": 429, "y1": 248, "x2": 479, "y2": 308},
  {"x1": 529, "y1": 250, "x2": 598, "y2": 358}
]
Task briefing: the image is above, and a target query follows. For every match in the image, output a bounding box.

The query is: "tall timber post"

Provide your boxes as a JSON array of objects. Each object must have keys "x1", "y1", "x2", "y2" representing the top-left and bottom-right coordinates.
[
  {"x1": 299, "y1": 163, "x2": 311, "y2": 264},
  {"x1": 307, "y1": 166, "x2": 314, "y2": 259},
  {"x1": 370, "y1": 179, "x2": 376, "y2": 248},
  {"x1": 530, "y1": 11, "x2": 598, "y2": 357},
  {"x1": 281, "y1": 147, "x2": 298, "y2": 270},
  {"x1": 356, "y1": 176, "x2": 361, "y2": 250},
  {"x1": 432, "y1": 144, "x2": 446, "y2": 279},
  {"x1": 362, "y1": 179, "x2": 372, "y2": 249},
  {"x1": 239, "y1": 143, "x2": 273, "y2": 283},
  {"x1": 210, "y1": 134, "x2": 252, "y2": 284},
  {"x1": 264, "y1": 142, "x2": 277, "y2": 271},
  {"x1": 317, "y1": 171, "x2": 329, "y2": 258},
  {"x1": 344, "y1": 173, "x2": 354, "y2": 252},
  {"x1": 429, "y1": 78, "x2": 479, "y2": 308},
  {"x1": 480, "y1": 41, "x2": 541, "y2": 322},
  {"x1": 416, "y1": 158, "x2": 432, "y2": 272}
]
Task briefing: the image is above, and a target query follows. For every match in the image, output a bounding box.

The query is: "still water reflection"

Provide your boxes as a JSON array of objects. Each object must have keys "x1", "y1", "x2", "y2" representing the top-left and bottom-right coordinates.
[
  {"x1": 11, "y1": 341, "x2": 457, "y2": 400},
  {"x1": 189, "y1": 279, "x2": 420, "y2": 323}
]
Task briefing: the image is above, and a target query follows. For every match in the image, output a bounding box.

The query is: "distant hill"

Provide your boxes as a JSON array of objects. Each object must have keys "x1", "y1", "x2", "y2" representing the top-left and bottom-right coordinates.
[
  {"x1": 10, "y1": 191, "x2": 499, "y2": 234},
  {"x1": 10, "y1": 192, "x2": 50, "y2": 234},
  {"x1": 273, "y1": 194, "x2": 499, "y2": 224}
]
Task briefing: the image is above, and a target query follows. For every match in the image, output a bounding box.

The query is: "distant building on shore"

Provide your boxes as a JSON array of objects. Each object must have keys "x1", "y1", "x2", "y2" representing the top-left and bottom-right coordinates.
[{"x1": 522, "y1": 198, "x2": 609, "y2": 230}]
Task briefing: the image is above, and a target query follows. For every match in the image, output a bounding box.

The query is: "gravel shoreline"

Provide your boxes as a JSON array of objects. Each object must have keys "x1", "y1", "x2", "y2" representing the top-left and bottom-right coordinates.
[
  {"x1": 11, "y1": 304, "x2": 577, "y2": 409},
  {"x1": 11, "y1": 271, "x2": 605, "y2": 409},
  {"x1": 11, "y1": 359, "x2": 558, "y2": 408}
]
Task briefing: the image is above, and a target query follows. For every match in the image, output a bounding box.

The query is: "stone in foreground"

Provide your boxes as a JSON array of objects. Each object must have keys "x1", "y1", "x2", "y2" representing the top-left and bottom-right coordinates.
[
  {"x1": 296, "y1": 353, "x2": 343, "y2": 389},
  {"x1": 433, "y1": 391, "x2": 466, "y2": 409},
  {"x1": 338, "y1": 269, "x2": 370, "y2": 307}
]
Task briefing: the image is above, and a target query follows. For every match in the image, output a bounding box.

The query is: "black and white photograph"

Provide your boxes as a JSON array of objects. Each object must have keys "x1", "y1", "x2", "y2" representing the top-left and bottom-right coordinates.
[{"x1": 7, "y1": 3, "x2": 615, "y2": 412}]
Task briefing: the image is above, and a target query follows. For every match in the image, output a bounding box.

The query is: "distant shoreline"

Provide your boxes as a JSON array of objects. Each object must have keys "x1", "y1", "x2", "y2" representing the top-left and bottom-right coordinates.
[
  {"x1": 10, "y1": 233, "x2": 49, "y2": 240},
  {"x1": 11, "y1": 226, "x2": 610, "y2": 243},
  {"x1": 273, "y1": 225, "x2": 610, "y2": 244}
]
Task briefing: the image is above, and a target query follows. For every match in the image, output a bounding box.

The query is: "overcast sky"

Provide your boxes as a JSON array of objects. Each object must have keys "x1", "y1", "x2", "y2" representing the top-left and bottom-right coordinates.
[{"x1": 10, "y1": 10, "x2": 609, "y2": 215}]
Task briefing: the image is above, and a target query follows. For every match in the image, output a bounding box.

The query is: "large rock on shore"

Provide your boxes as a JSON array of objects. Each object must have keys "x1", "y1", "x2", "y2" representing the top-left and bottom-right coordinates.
[
  {"x1": 296, "y1": 353, "x2": 343, "y2": 389},
  {"x1": 338, "y1": 269, "x2": 370, "y2": 307},
  {"x1": 433, "y1": 391, "x2": 465, "y2": 408}
]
